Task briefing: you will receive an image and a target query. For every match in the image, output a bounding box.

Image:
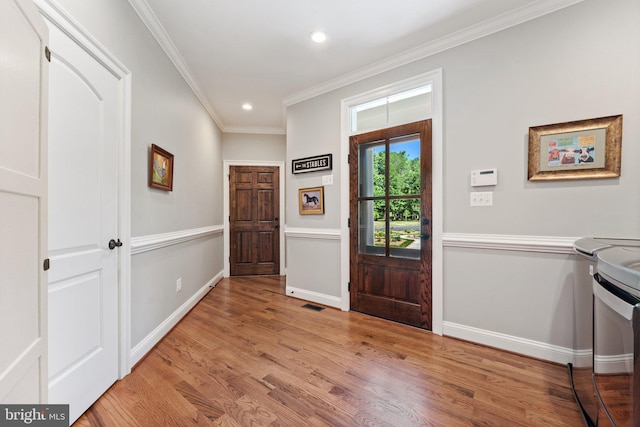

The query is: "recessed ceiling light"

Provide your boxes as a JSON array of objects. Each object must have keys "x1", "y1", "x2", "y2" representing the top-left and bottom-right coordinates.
[
  {"x1": 310, "y1": 30, "x2": 327, "y2": 44},
  {"x1": 242, "y1": 103, "x2": 253, "y2": 111}
]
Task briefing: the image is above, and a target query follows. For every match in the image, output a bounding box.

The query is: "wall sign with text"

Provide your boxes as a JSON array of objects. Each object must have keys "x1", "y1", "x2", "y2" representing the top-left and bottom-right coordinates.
[{"x1": 292, "y1": 154, "x2": 332, "y2": 174}]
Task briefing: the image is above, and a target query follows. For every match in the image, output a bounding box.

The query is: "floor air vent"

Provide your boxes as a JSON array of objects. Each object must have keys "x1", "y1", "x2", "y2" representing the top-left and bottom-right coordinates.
[{"x1": 302, "y1": 303, "x2": 325, "y2": 311}]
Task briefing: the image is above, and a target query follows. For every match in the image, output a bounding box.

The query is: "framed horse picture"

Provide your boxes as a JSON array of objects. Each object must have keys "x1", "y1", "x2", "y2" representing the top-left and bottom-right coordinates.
[{"x1": 298, "y1": 186, "x2": 324, "y2": 215}]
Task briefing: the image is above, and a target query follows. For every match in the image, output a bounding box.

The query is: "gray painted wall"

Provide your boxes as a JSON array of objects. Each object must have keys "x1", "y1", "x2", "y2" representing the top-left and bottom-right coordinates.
[
  {"x1": 51, "y1": 0, "x2": 640, "y2": 364},
  {"x1": 222, "y1": 133, "x2": 286, "y2": 162},
  {"x1": 54, "y1": 0, "x2": 224, "y2": 351},
  {"x1": 287, "y1": 0, "x2": 640, "y2": 236},
  {"x1": 286, "y1": 0, "x2": 640, "y2": 359}
]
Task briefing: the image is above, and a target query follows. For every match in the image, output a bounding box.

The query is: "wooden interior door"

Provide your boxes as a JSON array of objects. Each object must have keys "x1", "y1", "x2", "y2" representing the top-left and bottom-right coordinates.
[
  {"x1": 349, "y1": 120, "x2": 432, "y2": 329},
  {"x1": 230, "y1": 166, "x2": 280, "y2": 276}
]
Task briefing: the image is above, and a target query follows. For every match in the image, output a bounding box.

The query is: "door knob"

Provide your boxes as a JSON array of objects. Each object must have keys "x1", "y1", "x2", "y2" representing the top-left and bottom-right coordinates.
[{"x1": 108, "y1": 239, "x2": 123, "y2": 250}]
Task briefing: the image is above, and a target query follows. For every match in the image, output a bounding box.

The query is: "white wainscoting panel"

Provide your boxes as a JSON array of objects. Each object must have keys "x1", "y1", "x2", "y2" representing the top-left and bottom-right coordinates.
[{"x1": 285, "y1": 227, "x2": 342, "y2": 309}]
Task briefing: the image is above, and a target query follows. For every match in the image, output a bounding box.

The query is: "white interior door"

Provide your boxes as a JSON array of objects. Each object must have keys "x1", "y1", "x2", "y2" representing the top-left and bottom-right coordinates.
[
  {"x1": 0, "y1": 0, "x2": 49, "y2": 404},
  {"x1": 45, "y1": 20, "x2": 120, "y2": 423}
]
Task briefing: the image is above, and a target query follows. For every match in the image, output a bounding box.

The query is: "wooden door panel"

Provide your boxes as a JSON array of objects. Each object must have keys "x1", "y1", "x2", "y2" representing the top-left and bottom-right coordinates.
[
  {"x1": 232, "y1": 231, "x2": 254, "y2": 263},
  {"x1": 236, "y1": 172, "x2": 252, "y2": 183},
  {"x1": 257, "y1": 190, "x2": 274, "y2": 221},
  {"x1": 358, "y1": 263, "x2": 420, "y2": 302},
  {"x1": 257, "y1": 172, "x2": 273, "y2": 184},
  {"x1": 356, "y1": 294, "x2": 422, "y2": 325},
  {"x1": 230, "y1": 166, "x2": 279, "y2": 276},
  {"x1": 234, "y1": 189, "x2": 254, "y2": 222},
  {"x1": 257, "y1": 232, "x2": 275, "y2": 263}
]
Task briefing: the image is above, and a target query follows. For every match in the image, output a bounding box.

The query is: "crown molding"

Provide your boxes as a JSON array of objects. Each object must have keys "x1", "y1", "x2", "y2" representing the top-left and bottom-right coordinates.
[
  {"x1": 223, "y1": 126, "x2": 286, "y2": 135},
  {"x1": 127, "y1": 0, "x2": 225, "y2": 129},
  {"x1": 283, "y1": 0, "x2": 584, "y2": 107},
  {"x1": 128, "y1": 0, "x2": 583, "y2": 132}
]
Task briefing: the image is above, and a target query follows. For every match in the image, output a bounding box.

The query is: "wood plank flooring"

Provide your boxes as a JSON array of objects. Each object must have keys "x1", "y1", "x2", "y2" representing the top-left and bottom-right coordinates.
[{"x1": 75, "y1": 276, "x2": 584, "y2": 426}]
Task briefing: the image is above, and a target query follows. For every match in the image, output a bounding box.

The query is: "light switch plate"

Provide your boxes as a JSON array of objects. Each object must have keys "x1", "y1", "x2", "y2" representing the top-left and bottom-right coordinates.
[{"x1": 470, "y1": 192, "x2": 493, "y2": 207}]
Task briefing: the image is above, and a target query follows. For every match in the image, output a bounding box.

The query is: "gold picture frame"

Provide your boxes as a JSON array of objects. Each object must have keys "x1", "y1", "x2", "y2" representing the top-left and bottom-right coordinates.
[
  {"x1": 298, "y1": 186, "x2": 324, "y2": 215},
  {"x1": 527, "y1": 115, "x2": 622, "y2": 181},
  {"x1": 149, "y1": 144, "x2": 174, "y2": 191}
]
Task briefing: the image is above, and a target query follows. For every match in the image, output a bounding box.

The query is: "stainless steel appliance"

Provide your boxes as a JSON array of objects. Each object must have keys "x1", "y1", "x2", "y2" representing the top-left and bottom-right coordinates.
[
  {"x1": 572, "y1": 238, "x2": 640, "y2": 426},
  {"x1": 593, "y1": 246, "x2": 640, "y2": 427}
]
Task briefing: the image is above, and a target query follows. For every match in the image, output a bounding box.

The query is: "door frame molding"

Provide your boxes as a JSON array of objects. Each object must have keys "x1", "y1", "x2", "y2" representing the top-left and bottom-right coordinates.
[
  {"x1": 35, "y1": 0, "x2": 133, "y2": 377},
  {"x1": 223, "y1": 160, "x2": 286, "y2": 277},
  {"x1": 340, "y1": 69, "x2": 444, "y2": 334}
]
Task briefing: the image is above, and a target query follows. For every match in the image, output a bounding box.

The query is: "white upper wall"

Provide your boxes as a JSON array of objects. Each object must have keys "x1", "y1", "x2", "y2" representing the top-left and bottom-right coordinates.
[{"x1": 222, "y1": 133, "x2": 286, "y2": 162}]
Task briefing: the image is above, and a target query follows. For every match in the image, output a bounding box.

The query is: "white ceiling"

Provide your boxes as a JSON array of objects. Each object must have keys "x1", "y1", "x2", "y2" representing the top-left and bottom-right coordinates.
[{"x1": 129, "y1": 0, "x2": 581, "y2": 134}]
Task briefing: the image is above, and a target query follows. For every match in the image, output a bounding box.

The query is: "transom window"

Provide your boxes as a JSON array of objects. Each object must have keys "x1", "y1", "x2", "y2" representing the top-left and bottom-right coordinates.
[{"x1": 349, "y1": 85, "x2": 432, "y2": 134}]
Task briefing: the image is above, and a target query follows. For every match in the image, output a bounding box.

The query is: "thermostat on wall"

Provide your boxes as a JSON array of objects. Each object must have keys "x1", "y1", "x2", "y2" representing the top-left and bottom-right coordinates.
[{"x1": 471, "y1": 168, "x2": 497, "y2": 187}]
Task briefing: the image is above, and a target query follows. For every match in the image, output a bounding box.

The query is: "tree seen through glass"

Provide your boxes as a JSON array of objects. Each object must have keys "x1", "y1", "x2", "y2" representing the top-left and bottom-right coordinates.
[{"x1": 371, "y1": 138, "x2": 420, "y2": 252}]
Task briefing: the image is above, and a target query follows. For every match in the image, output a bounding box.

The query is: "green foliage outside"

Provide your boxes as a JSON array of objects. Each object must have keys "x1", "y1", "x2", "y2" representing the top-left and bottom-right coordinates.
[{"x1": 373, "y1": 150, "x2": 420, "y2": 221}]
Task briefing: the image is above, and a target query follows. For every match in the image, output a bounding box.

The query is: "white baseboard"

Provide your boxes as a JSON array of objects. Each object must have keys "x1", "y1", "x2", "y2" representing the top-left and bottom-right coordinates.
[
  {"x1": 594, "y1": 353, "x2": 633, "y2": 374},
  {"x1": 130, "y1": 270, "x2": 223, "y2": 366},
  {"x1": 443, "y1": 321, "x2": 580, "y2": 365},
  {"x1": 285, "y1": 286, "x2": 342, "y2": 310}
]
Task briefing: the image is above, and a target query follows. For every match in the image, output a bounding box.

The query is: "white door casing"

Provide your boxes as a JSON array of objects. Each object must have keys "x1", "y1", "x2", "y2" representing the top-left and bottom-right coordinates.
[
  {"x1": 37, "y1": 1, "x2": 132, "y2": 422},
  {"x1": 0, "y1": 0, "x2": 49, "y2": 403}
]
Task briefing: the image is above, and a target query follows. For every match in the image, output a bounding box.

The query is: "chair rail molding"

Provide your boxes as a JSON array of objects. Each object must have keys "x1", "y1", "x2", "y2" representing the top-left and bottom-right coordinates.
[
  {"x1": 131, "y1": 225, "x2": 224, "y2": 255},
  {"x1": 443, "y1": 233, "x2": 578, "y2": 254},
  {"x1": 284, "y1": 227, "x2": 341, "y2": 240}
]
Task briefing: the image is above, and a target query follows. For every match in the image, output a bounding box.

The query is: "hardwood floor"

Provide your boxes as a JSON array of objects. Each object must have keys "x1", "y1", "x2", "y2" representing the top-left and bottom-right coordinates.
[{"x1": 75, "y1": 276, "x2": 584, "y2": 426}]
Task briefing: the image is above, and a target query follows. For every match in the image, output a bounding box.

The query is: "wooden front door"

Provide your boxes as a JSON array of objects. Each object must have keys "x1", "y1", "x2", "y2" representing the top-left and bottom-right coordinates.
[
  {"x1": 229, "y1": 166, "x2": 280, "y2": 276},
  {"x1": 349, "y1": 120, "x2": 432, "y2": 329}
]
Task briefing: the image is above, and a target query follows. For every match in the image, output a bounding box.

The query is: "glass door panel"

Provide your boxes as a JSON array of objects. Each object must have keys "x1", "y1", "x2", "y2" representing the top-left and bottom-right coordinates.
[
  {"x1": 358, "y1": 140, "x2": 385, "y2": 198},
  {"x1": 358, "y1": 200, "x2": 385, "y2": 256},
  {"x1": 357, "y1": 134, "x2": 421, "y2": 259},
  {"x1": 389, "y1": 198, "x2": 420, "y2": 259},
  {"x1": 388, "y1": 136, "x2": 420, "y2": 197}
]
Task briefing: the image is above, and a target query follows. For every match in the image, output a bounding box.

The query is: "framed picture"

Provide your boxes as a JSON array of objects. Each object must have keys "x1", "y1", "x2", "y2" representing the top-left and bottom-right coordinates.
[
  {"x1": 149, "y1": 144, "x2": 174, "y2": 191},
  {"x1": 298, "y1": 186, "x2": 324, "y2": 215},
  {"x1": 528, "y1": 115, "x2": 622, "y2": 181}
]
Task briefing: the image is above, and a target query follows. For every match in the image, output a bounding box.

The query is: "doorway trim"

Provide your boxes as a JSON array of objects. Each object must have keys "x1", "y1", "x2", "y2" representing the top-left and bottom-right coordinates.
[
  {"x1": 35, "y1": 0, "x2": 133, "y2": 377},
  {"x1": 223, "y1": 160, "x2": 286, "y2": 277},
  {"x1": 340, "y1": 69, "x2": 443, "y2": 334}
]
